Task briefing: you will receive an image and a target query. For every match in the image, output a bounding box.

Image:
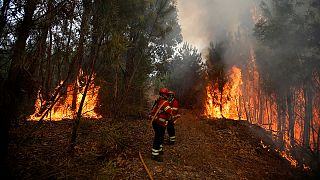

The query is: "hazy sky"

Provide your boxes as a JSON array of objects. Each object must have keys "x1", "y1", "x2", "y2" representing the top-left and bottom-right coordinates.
[{"x1": 176, "y1": 0, "x2": 258, "y2": 52}]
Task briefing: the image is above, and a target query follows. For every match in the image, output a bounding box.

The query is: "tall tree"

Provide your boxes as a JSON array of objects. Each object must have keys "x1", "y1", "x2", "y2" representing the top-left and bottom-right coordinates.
[
  {"x1": 165, "y1": 42, "x2": 204, "y2": 108},
  {"x1": 206, "y1": 41, "x2": 228, "y2": 118}
]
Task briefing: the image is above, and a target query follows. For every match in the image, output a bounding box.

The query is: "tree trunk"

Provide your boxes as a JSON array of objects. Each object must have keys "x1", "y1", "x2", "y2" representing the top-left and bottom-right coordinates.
[
  {"x1": 277, "y1": 95, "x2": 286, "y2": 150},
  {"x1": 219, "y1": 89, "x2": 224, "y2": 118},
  {"x1": 44, "y1": 28, "x2": 53, "y2": 100},
  {"x1": 0, "y1": 0, "x2": 11, "y2": 38},
  {"x1": 1, "y1": 0, "x2": 37, "y2": 178},
  {"x1": 69, "y1": 0, "x2": 99, "y2": 153},
  {"x1": 69, "y1": 35, "x2": 101, "y2": 153},
  {"x1": 303, "y1": 86, "x2": 313, "y2": 149},
  {"x1": 69, "y1": 69, "x2": 95, "y2": 152},
  {"x1": 258, "y1": 92, "x2": 264, "y2": 125},
  {"x1": 287, "y1": 91, "x2": 295, "y2": 147}
]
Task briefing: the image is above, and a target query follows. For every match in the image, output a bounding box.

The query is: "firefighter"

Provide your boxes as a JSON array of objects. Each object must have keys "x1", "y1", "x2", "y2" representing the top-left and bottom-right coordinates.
[
  {"x1": 150, "y1": 88, "x2": 172, "y2": 162},
  {"x1": 167, "y1": 91, "x2": 180, "y2": 145}
]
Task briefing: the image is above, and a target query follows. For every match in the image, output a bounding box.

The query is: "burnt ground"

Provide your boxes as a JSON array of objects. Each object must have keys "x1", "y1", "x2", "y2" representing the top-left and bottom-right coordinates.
[{"x1": 7, "y1": 109, "x2": 318, "y2": 179}]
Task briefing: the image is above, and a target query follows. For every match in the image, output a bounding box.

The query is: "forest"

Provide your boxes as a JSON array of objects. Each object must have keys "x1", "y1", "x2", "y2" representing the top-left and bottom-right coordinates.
[{"x1": 0, "y1": 0, "x2": 319, "y2": 179}]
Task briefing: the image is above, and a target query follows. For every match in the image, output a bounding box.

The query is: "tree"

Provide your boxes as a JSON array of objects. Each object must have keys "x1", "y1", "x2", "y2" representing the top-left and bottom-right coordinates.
[
  {"x1": 254, "y1": 0, "x2": 320, "y2": 160},
  {"x1": 165, "y1": 42, "x2": 204, "y2": 108},
  {"x1": 206, "y1": 41, "x2": 228, "y2": 118}
]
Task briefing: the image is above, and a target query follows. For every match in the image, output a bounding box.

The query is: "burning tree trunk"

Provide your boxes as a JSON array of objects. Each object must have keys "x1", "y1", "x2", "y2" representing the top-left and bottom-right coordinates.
[{"x1": 258, "y1": 89, "x2": 264, "y2": 125}]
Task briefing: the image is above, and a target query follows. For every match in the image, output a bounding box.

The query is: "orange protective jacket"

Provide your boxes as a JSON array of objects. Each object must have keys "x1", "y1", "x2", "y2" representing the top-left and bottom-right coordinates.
[
  {"x1": 151, "y1": 98, "x2": 172, "y2": 127},
  {"x1": 169, "y1": 99, "x2": 179, "y2": 117}
]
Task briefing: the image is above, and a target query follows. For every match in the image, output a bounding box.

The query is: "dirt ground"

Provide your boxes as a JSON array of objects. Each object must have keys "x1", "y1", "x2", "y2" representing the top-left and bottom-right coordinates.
[{"x1": 8, "y1": 109, "x2": 317, "y2": 179}]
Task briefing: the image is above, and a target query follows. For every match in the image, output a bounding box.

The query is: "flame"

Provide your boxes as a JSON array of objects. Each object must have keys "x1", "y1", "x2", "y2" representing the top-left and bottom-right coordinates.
[
  {"x1": 276, "y1": 149, "x2": 298, "y2": 168},
  {"x1": 29, "y1": 69, "x2": 101, "y2": 121},
  {"x1": 204, "y1": 66, "x2": 244, "y2": 119},
  {"x1": 204, "y1": 47, "x2": 318, "y2": 170}
]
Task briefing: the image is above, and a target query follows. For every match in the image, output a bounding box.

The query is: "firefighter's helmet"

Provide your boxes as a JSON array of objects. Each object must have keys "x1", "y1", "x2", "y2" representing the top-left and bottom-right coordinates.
[
  {"x1": 159, "y1": 88, "x2": 169, "y2": 95},
  {"x1": 167, "y1": 91, "x2": 175, "y2": 96}
]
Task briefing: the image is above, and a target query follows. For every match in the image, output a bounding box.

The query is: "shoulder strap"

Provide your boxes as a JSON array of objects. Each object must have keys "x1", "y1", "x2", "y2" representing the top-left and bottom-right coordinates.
[{"x1": 150, "y1": 100, "x2": 167, "y2": 125}]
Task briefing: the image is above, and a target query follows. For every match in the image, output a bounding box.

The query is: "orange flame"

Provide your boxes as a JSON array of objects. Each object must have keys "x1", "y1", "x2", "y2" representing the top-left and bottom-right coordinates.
[
  {"x1": 204, "y1": 47, "x2": 317, "y2": 169},
  {"x1": 29, "y1": 69, "x2": 101, "y2": 121},
  {"x1": 204, "y1": 66, "x2": 244, "y2": 119}
]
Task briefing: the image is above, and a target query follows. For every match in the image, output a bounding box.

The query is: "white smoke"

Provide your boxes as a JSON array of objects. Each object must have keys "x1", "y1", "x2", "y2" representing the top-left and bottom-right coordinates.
[{"x1": 177, "y1": 0, "x2": 260, "y2": 53}]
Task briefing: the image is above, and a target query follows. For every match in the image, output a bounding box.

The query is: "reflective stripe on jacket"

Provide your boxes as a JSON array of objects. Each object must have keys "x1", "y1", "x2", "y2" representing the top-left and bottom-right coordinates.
[{"x1": 170, "y1": 99, "x2": 179, "y2": 117}]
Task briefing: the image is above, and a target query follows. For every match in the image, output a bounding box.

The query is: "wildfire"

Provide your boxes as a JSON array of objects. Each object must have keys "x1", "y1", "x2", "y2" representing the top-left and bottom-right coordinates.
[
  {"x1": 204, "y1": 66, "x2": 243, "y2": 119},
  {"x1": 277, "y1": 149, "x2": 298, "y2": 168},
  {"x1": 203, "y1": 47, "x2": 315, "y2": 170},
  {"x1": 29, "y1": 69, "x2": 101, "y2": 121}
]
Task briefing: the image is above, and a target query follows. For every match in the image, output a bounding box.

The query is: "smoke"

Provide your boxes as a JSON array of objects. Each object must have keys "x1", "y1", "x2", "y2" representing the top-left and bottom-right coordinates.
[{"x1": 177, "y1": 0, "x2": 260, "y2": 54}]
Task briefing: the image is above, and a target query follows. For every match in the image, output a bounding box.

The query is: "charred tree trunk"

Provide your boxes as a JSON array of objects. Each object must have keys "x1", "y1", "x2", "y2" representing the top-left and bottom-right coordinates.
[
  {"x1": 71, "y1": 81, "x2": 78, "y2": 111},
  {"x1": 69, "y1": 0, "x2": 99, "y2": 153},
  {"x1": 303, "y1": 85, "x2": 313, "y2": 149},
  {"x1": 287, "y1": 91, "x2": 295, "y2": 147},
  {"x1": 219, "y1": 89, "x2": 225, "y2": 118},
  {"x1": 277, "y1": 95, "x2": 286, "y2": 150},
  {"x1": 69, "y1": 35, "x2": 101, "y2": 154},
  {"x1": 69, "y1": 69, "x2": 95, "y2": 152},
  {"x1": 258, "y1": 92, "x2": 264, "y2": 125}
]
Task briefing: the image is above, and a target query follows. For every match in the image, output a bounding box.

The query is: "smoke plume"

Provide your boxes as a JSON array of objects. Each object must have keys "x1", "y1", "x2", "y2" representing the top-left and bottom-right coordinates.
[{"x1": 177, "y1": 0, "x2": 260, "y2": 53}]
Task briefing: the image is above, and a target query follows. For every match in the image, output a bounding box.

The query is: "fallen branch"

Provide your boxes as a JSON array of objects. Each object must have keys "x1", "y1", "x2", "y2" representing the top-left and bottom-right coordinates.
[{"x1": 139, "y1": 151, "x2": 154, "y2": 180}]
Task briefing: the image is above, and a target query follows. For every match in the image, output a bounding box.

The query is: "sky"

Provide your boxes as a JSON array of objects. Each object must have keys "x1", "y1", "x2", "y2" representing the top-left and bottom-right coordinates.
[{"x1": 176, "y1": 0, "x2": 259, "y2": 53}]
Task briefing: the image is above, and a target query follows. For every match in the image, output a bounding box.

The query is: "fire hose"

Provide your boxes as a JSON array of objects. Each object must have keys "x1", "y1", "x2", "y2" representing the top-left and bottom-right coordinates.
[
  {"x1": 138, "y1": 101, "x2": 166, "y2": 180},
  {"x1": 139, "y1": 151, "x2": 154, "y2": 180},
  {"x1": 140, "y1": 101, "x2": 180, "y2": 179}
]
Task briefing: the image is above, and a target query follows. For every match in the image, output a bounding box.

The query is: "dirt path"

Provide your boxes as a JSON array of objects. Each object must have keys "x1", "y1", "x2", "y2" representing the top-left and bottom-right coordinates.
[
  {"x1": 118, "y1": 109, "x2": 307, "y2": 179},
  {"x1": 9, "y1": 109, "x2": 312, "y2": 179}
]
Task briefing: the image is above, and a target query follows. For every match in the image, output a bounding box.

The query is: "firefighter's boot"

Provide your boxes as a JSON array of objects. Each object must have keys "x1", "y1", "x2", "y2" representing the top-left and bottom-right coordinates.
[
  {"x1": 152, "y1": 155, "x2": 163, "y2": 162},
  {"x1": 168, "y1": 136, "x2": 175, "y2": 145},
  {"x1": 159, "y1": 144, "x2": 164, "y2": 155}
]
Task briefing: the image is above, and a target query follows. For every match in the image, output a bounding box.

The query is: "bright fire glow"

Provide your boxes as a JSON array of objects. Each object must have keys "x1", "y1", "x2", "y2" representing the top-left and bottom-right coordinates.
[
  {"x1": 276, "y1": 149, "x2": 298, "y2": 168},
  {"x1": 29, "y1": 69, "x2": 101, "y2": 121},
  {"x1": 204, "y1": 47, "x2": 318, "y2": 170},
  {"x1": 204, "y1": 66, "x2": 244, "y2": 119}
]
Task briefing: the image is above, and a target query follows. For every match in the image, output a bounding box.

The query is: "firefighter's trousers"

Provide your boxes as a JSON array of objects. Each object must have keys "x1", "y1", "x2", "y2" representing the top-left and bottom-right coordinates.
[
  {"x1": 167, "y1": 120, "x2": 175, "y2": 142},
  {"x1": 152, "y1": 122, "x2": 165, "y2": 156}
]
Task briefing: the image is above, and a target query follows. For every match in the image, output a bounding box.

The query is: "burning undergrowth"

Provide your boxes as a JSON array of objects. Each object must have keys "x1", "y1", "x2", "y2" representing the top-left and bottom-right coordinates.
[{"x1": 28, "y1": 69, "x2": 102, "y2": 121}]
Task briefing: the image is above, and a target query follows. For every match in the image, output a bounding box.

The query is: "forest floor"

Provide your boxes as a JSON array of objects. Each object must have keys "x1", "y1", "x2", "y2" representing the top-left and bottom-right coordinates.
[{"x1": 8, "y1": 109, "x2": 318, "y2": 179}]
